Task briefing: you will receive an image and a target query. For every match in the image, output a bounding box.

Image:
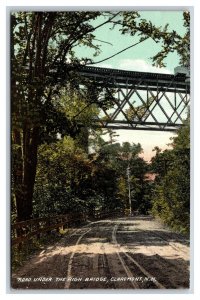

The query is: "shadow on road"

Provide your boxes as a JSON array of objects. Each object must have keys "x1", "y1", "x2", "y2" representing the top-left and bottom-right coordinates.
[
  {"x1": 11, "y1": 216, "x2": 190, "y2": 290},
  {"x1": 11, "y1": 252, "x2": 189, "y2": 289}
]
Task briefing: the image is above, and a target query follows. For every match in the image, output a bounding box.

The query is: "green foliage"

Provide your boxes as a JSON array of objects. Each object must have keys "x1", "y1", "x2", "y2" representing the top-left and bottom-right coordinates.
[
  {"x1": 150, "y1": 118, "x2": 190, "y2": 234},
  {"x1": 12, "y1": 232, "x2": 62, "y2": 272},
  {"x1": 32, "y1": 133, "x2": 150, "y2": 218},
  {"x1": 11, "y1": 11, "x2": 109, "y2": 221},
  {"x1": 33, "y1": 136, "x2": 92, "y2": 216},
  {"x1": 125, "y1": 97, "x2": 154, "y2": 121},
  {"x1": 89, "y1": 139, "x2": 150, "y2": 213},
  {"x1": 11, "y1": 10, "x2": 190, "y2": 222},
  {"x1": 120, "y1": 11, "x2": 190, "y2": 67}
]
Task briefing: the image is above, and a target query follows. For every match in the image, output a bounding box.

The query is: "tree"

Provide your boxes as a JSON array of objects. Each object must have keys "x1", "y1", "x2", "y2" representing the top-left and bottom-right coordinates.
[
  {"x1": 89, "y1": 138, "x2": 149, "y2": 214},
  {"x1": 33, "y1": 136, "x2": 94, "y2": 217},
  {"x1": 119, "y1": 11, "x2": 190, "y2": 68},
  {"x1": 150, "y1": 116, "x2": 190, "y2": 234},
  {"x1": 11, "y1": 11, "x2": 190, "y2": 221},
  {"x1": 86, "y1": 11, "x2": 190, "y2": 68},
  {"x1": 11, "y1": 11, "x2": 112, "y2": 220},
  {"x1": 125, "y1": 97, "x2": 154, "y2": 122}
]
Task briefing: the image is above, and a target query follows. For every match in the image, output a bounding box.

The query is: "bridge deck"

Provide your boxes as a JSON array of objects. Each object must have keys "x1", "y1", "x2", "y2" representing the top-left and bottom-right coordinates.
[
  {"x1": 77, "y1": 65, "x2": 190, "y2": 92},
  {"x1": 61, "y1": 65, "x2": 190, "y2": 131}
]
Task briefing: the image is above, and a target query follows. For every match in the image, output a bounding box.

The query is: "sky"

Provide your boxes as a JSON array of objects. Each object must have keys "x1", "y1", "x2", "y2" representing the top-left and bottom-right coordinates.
[
  {"x1": 75, "y1": 11, "x2": 186, "y2": 72},
  {"x1": 74, "y1": 11, "x2": 188, "y2": 161}
]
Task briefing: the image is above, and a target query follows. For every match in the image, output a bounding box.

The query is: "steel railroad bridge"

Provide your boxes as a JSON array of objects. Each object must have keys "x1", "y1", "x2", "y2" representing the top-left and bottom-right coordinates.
[{"x1": 71, "y1": 65, "x2": 190, "y2": 131}]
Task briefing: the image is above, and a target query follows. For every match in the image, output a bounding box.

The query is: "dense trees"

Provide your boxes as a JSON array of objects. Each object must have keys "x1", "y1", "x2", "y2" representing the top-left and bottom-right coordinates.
[
  {"x1": 11, "y1": 11, "x2": 190, "y2": 222},
  {"x1": 32, "y1": 133, "x2": 149, "y2": 219},
  {"x1": 150, "y1": 117, "x2": 190, "y2": 234},
  {"x1": 33, "y1": 136, "x2": 92, "y2": 216},
  {"x1": 11, "y1": 11, "x2": 108, "y2": 220}
]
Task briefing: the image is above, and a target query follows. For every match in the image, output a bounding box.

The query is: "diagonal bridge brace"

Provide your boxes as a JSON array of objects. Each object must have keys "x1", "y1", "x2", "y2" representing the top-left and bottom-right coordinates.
[{"x1": 70, "y1": 65, "x2": 190, "y2": 131}]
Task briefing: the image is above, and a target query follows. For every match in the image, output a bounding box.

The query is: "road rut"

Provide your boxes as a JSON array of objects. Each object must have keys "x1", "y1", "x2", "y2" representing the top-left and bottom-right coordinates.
[{"x1": 12, "y1": 216, "x2": 190, "y2": 290}]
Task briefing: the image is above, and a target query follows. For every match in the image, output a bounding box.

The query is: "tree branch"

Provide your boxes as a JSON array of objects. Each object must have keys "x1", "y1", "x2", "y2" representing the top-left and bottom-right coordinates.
[
  {"x1": 67, "y1": 12, "x2": 120, "y2": 50},
  {"x1": 86, "y1": 37, "x2": 149, "y2": 65}
]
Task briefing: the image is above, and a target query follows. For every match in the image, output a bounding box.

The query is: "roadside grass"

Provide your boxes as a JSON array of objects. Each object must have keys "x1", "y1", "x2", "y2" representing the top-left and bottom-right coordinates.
[{"x1": 11, "y1": 229, "x2": 69, "y2": 273}]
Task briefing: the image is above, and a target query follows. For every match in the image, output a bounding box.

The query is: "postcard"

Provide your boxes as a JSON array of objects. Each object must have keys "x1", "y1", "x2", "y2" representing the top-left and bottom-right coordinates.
[{"x1": 10, "y1": 9, "x2": 190, "y2": 290}]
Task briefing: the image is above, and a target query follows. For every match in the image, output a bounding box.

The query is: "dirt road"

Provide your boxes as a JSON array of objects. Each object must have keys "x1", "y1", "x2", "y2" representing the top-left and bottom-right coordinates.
[{"x1": 12, "y1": 216, "x2": 190, "y2": 290}]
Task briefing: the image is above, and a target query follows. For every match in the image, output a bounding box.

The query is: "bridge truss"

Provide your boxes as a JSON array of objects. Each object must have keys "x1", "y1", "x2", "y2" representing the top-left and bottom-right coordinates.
[{"x1": 76, "y1": 66, "x2": 190, "y2": 132}]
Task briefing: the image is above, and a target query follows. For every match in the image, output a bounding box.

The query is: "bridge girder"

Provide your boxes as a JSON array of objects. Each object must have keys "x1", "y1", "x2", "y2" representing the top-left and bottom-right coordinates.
[{"x1": 69, "y1": 65, "x2": 190, "y2": 132}]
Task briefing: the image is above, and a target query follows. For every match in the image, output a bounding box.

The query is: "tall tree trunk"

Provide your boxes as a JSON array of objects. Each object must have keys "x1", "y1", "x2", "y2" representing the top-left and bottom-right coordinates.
[
  {"x1": 12, "y1": 127, "x2": 39, "y2": 221},
  {"x1": 23, "y1": 126, "x2": 39, "y2": 220}
]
